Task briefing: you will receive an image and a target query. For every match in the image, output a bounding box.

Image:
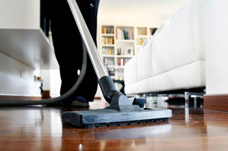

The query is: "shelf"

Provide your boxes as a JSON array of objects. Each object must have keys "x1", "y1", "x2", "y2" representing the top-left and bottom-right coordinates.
[
  {"x1": 116, "y1": 55, "x2": 133, "y2": 58},
  {"x1": 136, "y1": 35, "x2": 148, "y2": 38},
  {"x1": 116, "y1": 40, "x2": 135, "y2": 42},
  {"x1": 102, "y1": 34, "x2": 115, "y2": 37},
  {"x1": 0, "y1": 28, "x2": 58, "y2": 69},
  {"x1": 102, "y1": 44, "x2": 115, "y2": 47},
  {"x1": 116, "y1": 66, "x2": 124, "y2": 69},
  {"x1": 106, "y1": 65, "x2": 115, "y2": 68},
  {"x1": 103, "y1": 55, "x2": 115, "y2": 57}
]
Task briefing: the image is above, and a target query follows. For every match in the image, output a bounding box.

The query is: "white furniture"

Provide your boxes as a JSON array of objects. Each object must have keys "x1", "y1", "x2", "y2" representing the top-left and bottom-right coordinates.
[
  {"x1": 0, "y1": 0, "x2": 58, "y2": 69},
  {"x1": 124, "y1": 0, "x2": 205, "y2": 95},
  {"x1": 0, "y1": 0, "x2": 58, "y2": 96}
]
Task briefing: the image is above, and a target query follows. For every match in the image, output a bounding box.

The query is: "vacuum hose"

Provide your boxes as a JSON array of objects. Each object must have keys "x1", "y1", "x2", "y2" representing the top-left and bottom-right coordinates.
[{"x1": 0, "y1": 42, "x2": 87, "y2": 106}]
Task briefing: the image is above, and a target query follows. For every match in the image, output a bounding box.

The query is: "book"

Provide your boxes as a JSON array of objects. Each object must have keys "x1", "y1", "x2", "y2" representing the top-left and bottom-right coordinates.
[
  {"x1": 104, "y1": 27, "x2": 107, "y2": 34},
  {"x1": 117, "y1": 28, "x2": 124, "y2": 40}
]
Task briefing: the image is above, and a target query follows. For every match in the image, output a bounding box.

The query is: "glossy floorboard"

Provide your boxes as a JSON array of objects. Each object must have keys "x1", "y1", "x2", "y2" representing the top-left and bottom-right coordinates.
[{"x1": 1, "y1": 100, "x2": 228, "y2": 151}]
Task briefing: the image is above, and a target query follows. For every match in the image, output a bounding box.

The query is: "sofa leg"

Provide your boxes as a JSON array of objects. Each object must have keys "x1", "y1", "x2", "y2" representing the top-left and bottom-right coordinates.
[
  {"x1": 193, "y1": 97, "x2": 197, "y2": 108},
  {"x1": 184, "y1": 92, "x2": 190, "y2": 107}
]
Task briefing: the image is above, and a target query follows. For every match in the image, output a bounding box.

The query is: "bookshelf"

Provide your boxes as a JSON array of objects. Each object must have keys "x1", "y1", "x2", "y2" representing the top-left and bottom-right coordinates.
[
  {"x1": 135, "y1": 27, "x2": 157, "y2": 55},
  {"x1": 99, "y1": 25, "x2": 157, "y2": 82}
]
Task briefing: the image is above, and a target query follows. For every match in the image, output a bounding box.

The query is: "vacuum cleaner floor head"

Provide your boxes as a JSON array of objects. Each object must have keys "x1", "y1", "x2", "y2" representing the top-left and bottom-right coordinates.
[{"x1": 62, "y1": 108, "x2": 172, "y2": 128}]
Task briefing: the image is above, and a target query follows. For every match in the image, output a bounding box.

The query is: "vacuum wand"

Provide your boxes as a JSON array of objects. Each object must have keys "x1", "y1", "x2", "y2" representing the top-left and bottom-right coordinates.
[
  {"x1": 68, "y1": 0, "x2": 124, "y2": 104},
  {"x1": 67, "y1": 0, "x2": 108, "y2": 79}
]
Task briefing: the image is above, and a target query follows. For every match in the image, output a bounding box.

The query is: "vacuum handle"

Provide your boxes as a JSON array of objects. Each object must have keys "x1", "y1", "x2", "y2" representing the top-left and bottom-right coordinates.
[{"x1": 67, "y1": 0, "x2": 109, "y2": 79}]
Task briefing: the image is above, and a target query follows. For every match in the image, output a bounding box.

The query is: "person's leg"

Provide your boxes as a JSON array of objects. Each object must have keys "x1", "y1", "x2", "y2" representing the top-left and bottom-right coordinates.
[
  {"x1": 70, "y1": 0, "x2": 100, "y2": 102},
  {"x1": 51, "y1": 0, "x2": 83, "y2": 105},
  {"x1": 51, "y1": 0, "x2": 100, "y2": 105},
  {"x1": 51, "y1": 32, "x2": 83, "y2": 105}
]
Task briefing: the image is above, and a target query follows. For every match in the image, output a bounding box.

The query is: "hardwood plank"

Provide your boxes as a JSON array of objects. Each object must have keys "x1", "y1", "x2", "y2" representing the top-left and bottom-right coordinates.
[{"x1": 0, "y1": 95, "x2": 41, "y2": 100}]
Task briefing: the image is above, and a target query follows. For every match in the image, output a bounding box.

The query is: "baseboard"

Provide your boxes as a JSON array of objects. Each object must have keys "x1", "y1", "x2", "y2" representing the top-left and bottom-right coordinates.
[
  {"x1": 41, "y1": 90, "x2": 51, "y2": 99},
  {"x1": 204, "y1": 94, "x2": 228, "y2": 111},
  {"x1": 0, "y1": 95, "x2": 41, "y2": 100}
]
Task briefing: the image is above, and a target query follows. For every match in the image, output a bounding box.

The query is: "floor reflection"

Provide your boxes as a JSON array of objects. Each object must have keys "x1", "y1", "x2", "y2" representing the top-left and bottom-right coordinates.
[
  {"x1": 0, "y1": 107, "x2": 63, "y2": 151},
  {"x1": 3, "y1": 103, "x2": 228, "y2": 151},
  {"x1": 93, "y1": 124, "x2": 172, "y2": 140}
]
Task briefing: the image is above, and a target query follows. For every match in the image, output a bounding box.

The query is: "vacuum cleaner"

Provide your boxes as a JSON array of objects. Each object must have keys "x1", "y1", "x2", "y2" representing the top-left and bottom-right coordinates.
[
  {"x1": 0, "y1": 0, "x2": 172, "y2": 128},
  {"x1": 62, "y1": 0, "x2": 172, "y2": 128}
]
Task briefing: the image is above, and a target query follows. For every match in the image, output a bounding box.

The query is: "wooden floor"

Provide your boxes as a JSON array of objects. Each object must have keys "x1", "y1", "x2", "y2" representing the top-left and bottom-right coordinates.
[{"x1": 1, "y1": 100, "x2": 228, "y2": 151}]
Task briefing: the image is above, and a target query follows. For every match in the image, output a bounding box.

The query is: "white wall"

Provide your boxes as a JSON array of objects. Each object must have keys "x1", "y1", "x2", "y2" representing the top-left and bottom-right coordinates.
[
  {"x1": 50, "y1": 70, "x2": 61, "y2": 97},
  {"x1": 40, "y1": 69, "x2": 61, "y2": 97},
  {"x1": 98, "y1": 0, "x2": 189, "y2": 27},
  {"x1": 202, "y1": 0, "x2": 228, "y2": 95},
  {"x1": 98, "y1": 14, "x2": 164, "y2": 27},
  {"x1": 0, "y1": 52, "x2": 41, "y2": 96},
  {"x1": 0, "y1": 0, "x2": 40, "y2": 29}
]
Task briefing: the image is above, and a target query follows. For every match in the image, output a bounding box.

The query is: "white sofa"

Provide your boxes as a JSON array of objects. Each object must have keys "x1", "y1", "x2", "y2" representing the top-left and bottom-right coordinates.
[{"x1": 124, "y1": 0, "x2": 205, "y2": 95}]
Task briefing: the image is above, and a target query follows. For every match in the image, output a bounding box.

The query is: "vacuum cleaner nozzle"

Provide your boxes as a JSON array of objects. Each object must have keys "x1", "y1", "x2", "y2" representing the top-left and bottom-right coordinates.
[
  {"x1": 62, "y1": 77, "x2": 172, "y2": 128},
  {"x1": 62, "y1": 107, "x2": 171, "y2": 128}
]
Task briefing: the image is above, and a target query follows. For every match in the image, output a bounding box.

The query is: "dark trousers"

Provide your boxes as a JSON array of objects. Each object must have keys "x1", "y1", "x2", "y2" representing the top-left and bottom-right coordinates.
[{"x1": 51, "y1": 0, "x2": 100, "y2": 104}]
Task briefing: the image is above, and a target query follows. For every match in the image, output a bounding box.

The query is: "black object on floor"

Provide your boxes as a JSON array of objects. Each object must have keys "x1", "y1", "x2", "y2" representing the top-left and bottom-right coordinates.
[{"x1": 133, "y1": 98, "x2": 146, "y2": 108}]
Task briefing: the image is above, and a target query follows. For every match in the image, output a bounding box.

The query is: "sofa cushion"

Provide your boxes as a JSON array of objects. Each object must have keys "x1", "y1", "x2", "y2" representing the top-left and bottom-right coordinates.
[
  {"x1": 136, "y1": 39, "x2": 153, "y2": 81},
  {"x1": 152, "y1": 0, "x2": 204, "y2": 76},
  {"x1": 153, "y1": 61, "x2": 205, "y2": 92},
  {"x1": 124, "y1": 56, "x2": 137, "y2": 85}
]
